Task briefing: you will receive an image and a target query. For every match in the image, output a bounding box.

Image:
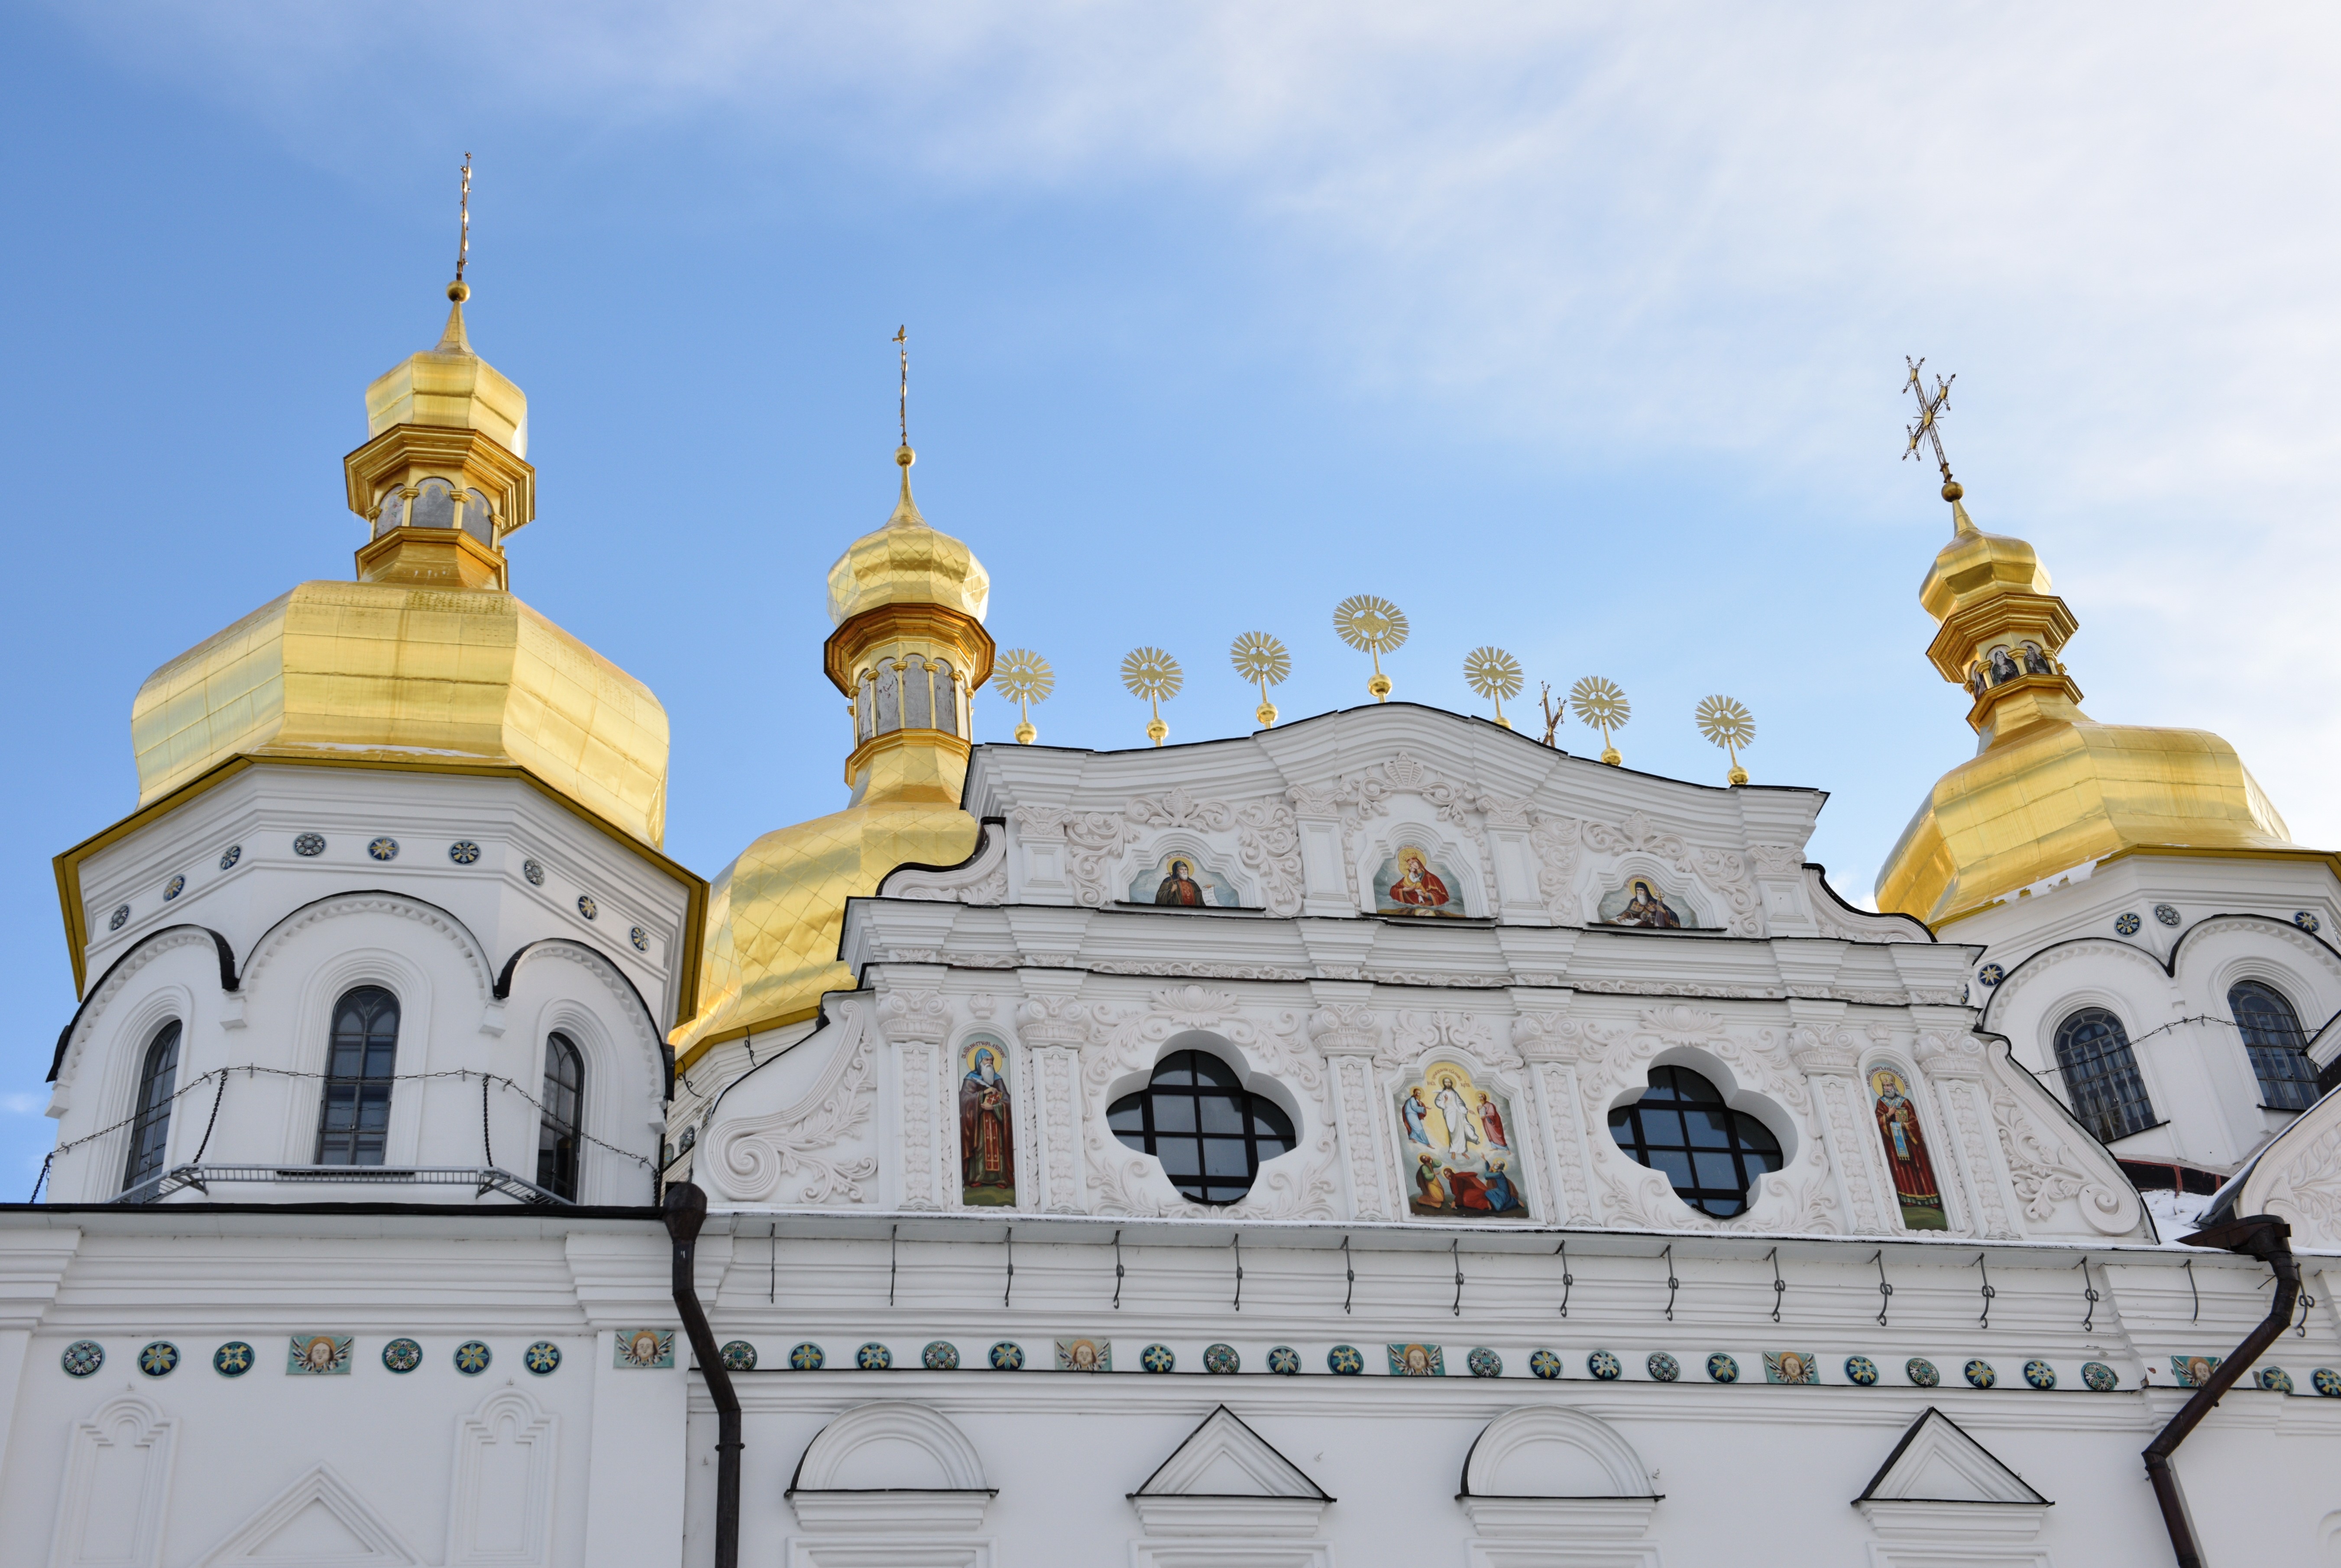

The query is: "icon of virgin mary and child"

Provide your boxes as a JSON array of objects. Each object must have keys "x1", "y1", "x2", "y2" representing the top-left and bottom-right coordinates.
[{"x1": 1378, "y1": 847, "x2": 1462, "y2": 916}]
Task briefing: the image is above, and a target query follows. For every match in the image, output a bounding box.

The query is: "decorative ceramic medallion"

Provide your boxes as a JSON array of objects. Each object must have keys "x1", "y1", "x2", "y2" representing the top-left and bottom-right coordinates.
[
  {"x1": 2170, "y1": 1354, "x2": 2221, "y2": 1388},
  {"x1": 1203, "y1": 1343, "x2": 1241, "y2": 1374},
  {"x1": 1528, "y1": 1348, "x2": 1563, "y2": 1380},
  {"x1": 1646, "y1": 1351, "x2": 1680, "y2": 1383},
  {"x1": 448, "y1": 840, "x2": 481, "y2": 865},
  {"x1": 137, "y1": 1341, "x2": 178, "y2": 1377},
  {"x1": 631, "y1": 925, "x2": 649, "y2": 952},
  {"x1": 288, "y1": 1335, "x2": 353, "y2": 1375},
  {"x1": 2081, "y1": 1361, "x2": 2119, "y2": 1392},
  {"x1": 454, "y1": 1341, "x2": 492, "y2": 1375},
  {"x1": 1139, "y1": 1343, "x2": 1176, "y2": 1374},
  {"x1": 1845, "y1": 1355, "x2": 1880, "y2": 1387},
  {"x1": 525, "y1": 1341, "x2": 562, "y2": 1375},
  {"x1": 294, "y1": 833, "x2": 326, "y2": 857},
  {"x1": 1976, "y1": 963, "x2": 2004, "y2": 988},
  {"x1": 1906, "y1": 1357, "x2": 1940, "y2": 1387},
  {"x1": 1327, "y1": 1344, "x2": 1364, "y2": 1376},
  {"x1": 1964, "y1": 1359, "x2": 1996, "y2": 1389},
  {"x1": 1587, "y1": 1350, "x2": 1623, "y2": 1380},
  {"x1": 108, "y1": 905, "x2": 129, "y2": 931},
  {"x1": 920, "y1": 1341, "x2": 958, "y2": 1371},
  {"x1": 576, "y1": 894, "x2": 597, "y2": 920},
  {"x1": 2154, "y1": 903, "x2": 2180, "y2": 927},
  {"x1": 1388, "y1": 1343, "x2": 1444, "y2": 1376},
  {"x1": 61, "y1": 1340, "x2": 103, "y2": 1377},
  {"x1": 524, "y1": 859, "x2": 545, "y2": 885},
  {"x1": 988, "y1": 1341, "x2": 1023, "y2": 1371},
  {"x1": 1706, "y1": 1352, "x2": 1739, "y2": 1384},
  {"x1": 2296, "y1": 911, "x2": 2322, "y2": 934},
  {"x1": 615, "y1": 1328, "x2": 676, "y2": 1369},
  {"x1": 2115, "y1": 912, "x2": 2141, "y2": 936},
  {"x1": 1267, "y1": 1345, "x2": 1302, "y2": 1376},
  {"x1": 1466, "y1": 1347, "x2": 1502, "y2": 1379},
  {"x1": 791, "y1": 1343, "x2": 827, "y2": 1371},
  {"x1": 2313, "y1": 1367, "x2": 2341, "y2": 1397},
  {"x1": 2023, "y1": 1360, "x2": 2056, "y2": 1390},
  {"x1": 1056, "y1": 1338, "x2": 1111, "y2": 1372},
  {"x1": 367, "y1": 837, "x2": 399, "y2": 862},
  {"x1": 219, "y1": 845, "x2": 241, "y2": 870},
  {"x1": 855, "y1": 1343, "x2": 892, "y2": 1370},
  {"x1": 2258, "y1": 1366, "x2": 2295, "y2": 1394},
  {"x1": 721, "y1": 1340, "x2": 758, "y2": 1372},
  {"x1": 381, "y1": 1338, "x2": 422, "y2": 1373},
  {"x1": 1763, "y1": 1351, "x2": 1818, "y2": 1385},
  {"x1": 213, "y1": 1341, "x2": 253, "y2": 1377},
  {"x1": 162, "y1": 875, "x2": 185, "y2": 902}
]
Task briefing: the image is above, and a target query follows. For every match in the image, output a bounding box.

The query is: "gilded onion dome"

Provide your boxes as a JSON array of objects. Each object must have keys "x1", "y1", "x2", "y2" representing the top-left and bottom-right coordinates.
[
  {"x1": 671, "y1": 445, "x2": 993, "y2": 1062},
  {"x1": 1876, "y1": 491, "x2": 2301, "y2": 927},
  {"x1": 125, "y1": 280, "x2": 670, "y2": 849}
]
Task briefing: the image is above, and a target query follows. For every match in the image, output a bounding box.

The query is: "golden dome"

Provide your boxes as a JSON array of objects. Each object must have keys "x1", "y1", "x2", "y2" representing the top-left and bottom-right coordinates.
[
  {"x1": 131, "y1": 580, "x2": 670, "y2": 847},
  {"x1": 824, "y1": 446, "x2": 991, "y2": 625},
  {"x1": 672, "y1": 444, "x2": 994, "y2": 1064},
  {"x1": 1877, "y1": 495, "x2": 2303, "y2": 927}
]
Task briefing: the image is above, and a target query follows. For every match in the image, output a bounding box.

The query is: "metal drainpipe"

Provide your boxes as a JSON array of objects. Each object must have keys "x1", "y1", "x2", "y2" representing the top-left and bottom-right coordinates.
[
  {"x1": 664, "y1": 1182, "x2": 742, "y2": 1568},
  {"x1": 2142, "y1": 1214, "x2": 2299, "y2": 1568}
]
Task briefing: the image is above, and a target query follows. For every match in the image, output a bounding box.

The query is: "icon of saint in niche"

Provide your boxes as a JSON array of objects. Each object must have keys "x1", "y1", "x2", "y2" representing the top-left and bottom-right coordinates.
[
  {"x1": 1155, "y1": 859, "x2": 1206, "y2": 906},
  {"x1": 1386, "y1": 848, "x2": 1451, "y2": 910},
  {"x1": 1869, "y1": 1067, "x2": 1947, "y2": 1231},
  {"x1": 1604, "y1": 879, "x2": 1684, "y2": 929},
  {"x1": 959, "y1": 1042, "x2": 1016, "y2": 1206}
]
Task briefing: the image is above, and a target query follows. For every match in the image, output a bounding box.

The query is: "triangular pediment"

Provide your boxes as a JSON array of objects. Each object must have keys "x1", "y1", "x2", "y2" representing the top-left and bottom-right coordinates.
[
  {"x1": 1855, "y1": 1409, "x2": 2049, "y2": 1506},
  {"x1": 193, "y1": 1462, "x2": 424, "y2": 1568},
  {"x1": 1132, "y1": 1406, "x2": 1332, "y2": 1500}
]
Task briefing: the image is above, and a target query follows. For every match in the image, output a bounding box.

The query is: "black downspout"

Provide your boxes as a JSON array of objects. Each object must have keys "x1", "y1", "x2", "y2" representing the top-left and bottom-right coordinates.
[
  {"x1": 2143, "y1": 1214, "x2": 2300, "y2": 1568},
  {"x1": 664, "y1": 1182, "x2": 741, "y2": 1568}
]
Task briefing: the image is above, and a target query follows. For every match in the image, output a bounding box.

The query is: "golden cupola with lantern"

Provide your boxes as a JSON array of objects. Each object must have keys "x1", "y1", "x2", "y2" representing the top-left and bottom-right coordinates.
[
  {"x1": 120, "y1": 275, "x2": 671, "y2": 849},
  {"x1": 670, "y1": 437, "x2": 994, "y2": 1062},
  {"x1": 1875, "y1": 409, "x2": 2302, "y2": 927}
]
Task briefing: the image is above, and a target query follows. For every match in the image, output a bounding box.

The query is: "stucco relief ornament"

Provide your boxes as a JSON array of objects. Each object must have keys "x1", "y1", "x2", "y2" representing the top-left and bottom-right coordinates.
[
  {"x1": 1987, "y1": 1072, "x2": 2141, "y2": 1236},
  {"x1": 709, "y1": 1006, "x2": 881, "y2": 1204},
  {"x1": 1126, "y1": 788, "x2": 1305, "y2": 915},
  {"x1": 877, "y1": 988, "x2": 953, "y2": 1043},
  {"x1": 1581, "y1": 811, "x2": 1762, "y2": 936},
  {"x1": 1009, "y1": 803, "x2": 1143, "y2": 909}
]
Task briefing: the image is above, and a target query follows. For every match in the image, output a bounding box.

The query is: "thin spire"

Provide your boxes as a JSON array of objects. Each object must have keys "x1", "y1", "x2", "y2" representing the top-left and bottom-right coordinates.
[
  {"x1": 455, "y1": 152, "x2": 473, "y2": 285},
  {"x1": 438, "y1": 152, "x2": 475, "y2": 350},
  {"x1": 887, "y1": 325, "x2": 925, "y2": 527},
  {"x1": 894, "y1": 324, "x2": 910, "y2": 446}
]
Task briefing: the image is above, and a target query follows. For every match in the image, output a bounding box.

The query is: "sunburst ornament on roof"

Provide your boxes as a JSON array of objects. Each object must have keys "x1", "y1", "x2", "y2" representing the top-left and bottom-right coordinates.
[
  {"x1": 1334, "y1": 595, "x2": 1408, "y2": 702},
  {"x1": 995, "y1": 648, "x2": 1053, "y2": 744},
  {"x1": 1695, "y1": 694, "x2": 1755, "y2": 785},
  {"x1": 1570, "y1": 676, "x2": 1630, "y2": 766},
  {"x1": 1230, "y1": 632, "x2": 1290, "y2": 729},
  {"x1": 1463, "y1": 647, "x2": 1524, "y2": 729},
  {"x1": 1122, "y1": 647, "x2": 1182, "y2": 747}
]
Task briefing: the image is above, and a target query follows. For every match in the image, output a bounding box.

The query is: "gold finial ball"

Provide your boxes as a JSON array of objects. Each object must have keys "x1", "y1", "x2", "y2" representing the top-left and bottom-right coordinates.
[
  {"x1": 1146, "y1": 716, "x2": 1169, "y2": 747},
  {"x1": 897, "y1": 444, "x2": 916, "y2": 469},
  {"x1": 447, "y1": 279, "x2": 471, "y2": 303},
  {"x1": 1728, "y1": 764, "x2": 1749, "y2": 786},
  {"x1": 1941, "y1": 478, "x2": 1963, "y2": 502},
  {"x1": 1368, "y1": 671, "x2": 1393, "y2": 701},
  {"x1": 1601, "y1": 746, "x2": 1623, "y2": 767},
  {"x1": 1256, "y1": 701, "x2": 1279, "y2": 729},
  {"x1": 1014, "y1": 719, "x2": 1037, "y2": 745}
]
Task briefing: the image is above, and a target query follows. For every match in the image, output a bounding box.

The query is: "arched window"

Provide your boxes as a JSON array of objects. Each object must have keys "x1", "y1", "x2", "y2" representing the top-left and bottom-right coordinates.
[
  {"x1": 1606, "y1": 1065, "x2": 1783, "y2": 1218},
  {"x1": 536, "y1": 1033, "x2": 585, "y2": 1200},
  {"x1": 2052, "y1": 1007, "x2": 2156, "y2": 1144},
  {"x1": 2231, "y1": 981, "x2": 2319, "y2": 1111},
  {"x1": 120, "y1": 1021, "x2": 182, "y2": 1194},
  {"x1": 1107, "y1": 1049, "x2": 1295, "y2": 1205},
  {"x1": 316, "y1": 986, "x2": 399, "y2": 1165}
]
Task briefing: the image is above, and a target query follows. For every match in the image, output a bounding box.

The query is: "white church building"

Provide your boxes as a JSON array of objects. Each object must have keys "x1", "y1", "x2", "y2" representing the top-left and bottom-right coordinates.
[{"x1": 5, "y1": 272, "x2": 2341, "y2": 1568}]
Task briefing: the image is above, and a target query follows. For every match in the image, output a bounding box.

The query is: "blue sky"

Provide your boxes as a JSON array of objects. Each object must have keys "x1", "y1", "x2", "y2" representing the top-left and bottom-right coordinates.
[{"x1": 4, "y1": 4, "x2": 2337, "y2": 1190}]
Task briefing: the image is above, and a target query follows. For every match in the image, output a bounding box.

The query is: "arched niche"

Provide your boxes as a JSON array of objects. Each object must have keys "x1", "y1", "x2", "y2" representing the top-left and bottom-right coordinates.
[
  {"x1": 788, "y1": 1402, "x2": 995, "y2": 1536},
  {"x1": 1459, "y1": 1408, "x2": 1660, "y2": 1558}
]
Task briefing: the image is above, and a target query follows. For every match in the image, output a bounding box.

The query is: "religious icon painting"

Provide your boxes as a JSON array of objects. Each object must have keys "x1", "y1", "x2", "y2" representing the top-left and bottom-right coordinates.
[
  {"x1": 1129, "y1": 852, "x2": 1241, "y2": 908},
  {"x1": 1388, "y1": 1343, "x2": 1445, "y2": 1377},
  {"x1": 1056, "y1": 1338, "x2": 1111, "y2": 1373},
  {"x1": 957, "y1": 1035, "x2": 1017, "y2": 1208},
  {"x1": 1763, "y1": 1351, "x2": 1818, "y2": 1385},
  {"x1": 615, "y1": 1328, "x2": 676, "y2": 1370},
  {"x1": 2171, "y1": 1354, "x2": 2221, "y2": 1389},
  {"x1": 1397, "y1": 1065, "x2": 1531, "y2": 1220},
  {"x1": 287, "y1": 1334, "x2": 352, "y2": 1376},
  {"x1": 1868, "y1": 1067, "x2": 1949, "y2": 1231},
  {"x1": 1372, "y1": 845, "x2": 1470, "y2": 917},
  {"x1": 1598, "y1": 878, "x2": 1689, "y2": 929}
]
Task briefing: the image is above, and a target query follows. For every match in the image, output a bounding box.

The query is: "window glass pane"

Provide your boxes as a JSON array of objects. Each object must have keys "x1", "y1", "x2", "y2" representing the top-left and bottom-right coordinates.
[
  {"x1": 1683, "y1": 1108, "x2": 1735, "y2": 1148},
  {"x1": 1693, "y1": 1150, "x2": 1742, "y2": 1190},
  {"x1": 1153, "y1": 1096, "x2": 1196, "y2": 1134},
  {"x1": 1203, "y1": 1138, "x2": 1251, "y2": 1176},
  {"x1": 1649, "y1": 1148, "x2": 1697, "y2": 1188},
  {"x1": 1198, "y1": 1095, "x2": 1244, "y2": 1134},
  {"x1": 1107, "y1": 1105, "x2": 1144, "y2": 1133},
  {"x1": 317, "y1": 987, "x2": 398, "y2": 1165},
  {"x1": 122, "y1": 1021, "x2": 182, "y2": 1192}
]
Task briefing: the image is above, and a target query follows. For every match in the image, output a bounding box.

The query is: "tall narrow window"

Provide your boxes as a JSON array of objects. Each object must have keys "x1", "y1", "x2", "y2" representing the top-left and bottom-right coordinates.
[
  {"x1": 121, "y1": 1021, "x2": 182, "y2": 1194},
  {"x1": 316, "y1": 986, "x2": 399, "y2": 1165},
  {"x1": 2231, "y1": 981, "x2": 2319, "y2": 1111},
  {"x1": 2052, "y1": 1007, "x2": 2156, "y2": 1144},
  {"x1": 537, "y1": 1033, "x2": 585, "y2": 1200}
]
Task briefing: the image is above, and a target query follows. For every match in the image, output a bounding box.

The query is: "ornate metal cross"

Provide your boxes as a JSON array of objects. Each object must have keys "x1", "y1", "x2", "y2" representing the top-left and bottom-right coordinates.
[
  {"x1": 1902, "y1": 355, "x2": 1955, "y2": 485},
  {"x1": 893, "y1": 325, "x2": 909, "y2": 445},
  {"x1": 455, "y1": 152, "x2": 472, "y2": 284}
]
